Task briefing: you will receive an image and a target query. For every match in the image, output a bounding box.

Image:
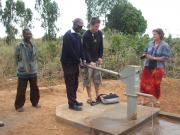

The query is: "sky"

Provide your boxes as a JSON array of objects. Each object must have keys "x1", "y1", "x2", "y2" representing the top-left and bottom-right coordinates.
[{"x1": 0, "y1": 0, "x2": 180, "y2": 38}]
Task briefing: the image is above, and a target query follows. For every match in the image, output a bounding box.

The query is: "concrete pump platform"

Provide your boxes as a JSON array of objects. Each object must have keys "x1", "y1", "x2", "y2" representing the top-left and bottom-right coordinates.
[{"x1": 56, "y1": 102, "x2": 160, "y2": 135}]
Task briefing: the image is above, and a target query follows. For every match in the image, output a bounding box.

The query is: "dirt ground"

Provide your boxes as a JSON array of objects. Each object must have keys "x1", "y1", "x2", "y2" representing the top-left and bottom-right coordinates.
[{"x1": 0, "y1": 77, "x2": 180, "y2": 135}]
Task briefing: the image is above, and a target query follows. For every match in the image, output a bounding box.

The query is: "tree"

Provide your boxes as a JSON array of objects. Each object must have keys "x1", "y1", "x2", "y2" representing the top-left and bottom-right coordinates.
[
  {"x1": 16, "y1": 0, "x2": 33, "y2": 30},
  {"x1": 0, "y1": 0, "x2": 33, "y2": 44},
  {"x1": 85, "y1": 0, "x2": 121, "y2": 23},
  {"x1": 35, "y1": 0, "x2": 60, "y2": 40},
  {"x1": 0, "y1": 0, "x2": 17, "y2": 44},
  {"x1": 106, "y1": 1, "x2": 147, "y2": 34}
]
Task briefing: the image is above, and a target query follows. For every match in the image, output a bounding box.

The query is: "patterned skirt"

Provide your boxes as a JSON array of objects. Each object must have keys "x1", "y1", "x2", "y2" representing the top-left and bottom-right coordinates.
[{"x1": 140, "y1": 66, "x2": 165, "y2": 99}]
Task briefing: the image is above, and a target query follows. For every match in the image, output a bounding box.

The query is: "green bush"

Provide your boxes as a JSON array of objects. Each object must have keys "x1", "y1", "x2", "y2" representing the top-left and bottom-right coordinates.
[
  {"x1": 0, "y1": 31, "x2": 179, "y2": 79},
  {"x1": 0, "y1": 45, "x2": 16, "y2": 77},
  {"x1": 103, "y1": 30, "x2": 147, "y2": 68}
]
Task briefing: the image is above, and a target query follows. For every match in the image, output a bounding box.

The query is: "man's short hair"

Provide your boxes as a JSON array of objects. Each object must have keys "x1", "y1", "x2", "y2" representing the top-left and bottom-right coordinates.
[
  {"x1": 22, "y1": 28, "x2": 31, "y2": 35},
  {"x1": 90, "y1": 17, "x2": 100, "y2": 25},
  {"x1": 73, "y1": 18, "x2": 84, "y2": 26}
]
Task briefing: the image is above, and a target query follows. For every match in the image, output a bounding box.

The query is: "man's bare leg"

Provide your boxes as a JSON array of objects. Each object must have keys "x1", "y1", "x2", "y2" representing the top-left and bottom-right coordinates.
[
  {"x1": 94, "y1": 85, "x2": 100, "y2": 98},
  {"x1": 86, "y1": 86, "x2": 92, "y2": 101}
]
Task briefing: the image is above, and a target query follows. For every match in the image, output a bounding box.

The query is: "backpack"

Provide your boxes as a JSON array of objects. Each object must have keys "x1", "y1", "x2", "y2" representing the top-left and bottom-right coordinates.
[{"x1": 97, "y1": 93, "x2": 119, "y2": 104}]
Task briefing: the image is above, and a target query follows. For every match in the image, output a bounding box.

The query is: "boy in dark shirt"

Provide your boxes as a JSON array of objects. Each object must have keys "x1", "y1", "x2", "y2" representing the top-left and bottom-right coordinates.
[{"x1": 83, "y1": 17, "x2": 103, "y2": 105}]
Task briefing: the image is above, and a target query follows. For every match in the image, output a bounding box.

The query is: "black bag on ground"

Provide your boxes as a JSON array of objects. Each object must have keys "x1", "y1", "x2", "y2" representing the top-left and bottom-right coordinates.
[{"x1": 97, "y1": 93, "x2": 119, "y2": 104}]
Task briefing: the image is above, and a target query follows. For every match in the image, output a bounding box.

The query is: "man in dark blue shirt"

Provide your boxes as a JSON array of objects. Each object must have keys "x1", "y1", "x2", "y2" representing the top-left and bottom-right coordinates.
[{"x1": 61, "y1": 18, "x2": 85, "y2": 111}]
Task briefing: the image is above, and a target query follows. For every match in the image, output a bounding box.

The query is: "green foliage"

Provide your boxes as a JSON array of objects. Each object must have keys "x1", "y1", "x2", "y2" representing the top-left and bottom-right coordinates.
[
  {"x1": 0, "y1": 31, "x2": 180, "y2": 79},
  {"x1": 0, "y1": 0, "x2": 17, "y2": 45},
  {"x1": 0, "y1": 0, "x2": 33, "y2": 45},
  {"x1": 106, "y1": 1, "x2": 147, "y2": 34},
  {"x1": 36, "y1": 39, "x2": 61, "y2": 78},
  {"x1": 0, "y1": 44, "x2": 16, "y2": 77},
  {"x1": 16, "y1": 0, "x2": 25, "y2": 15},
  {"x1": 102, "y1": 29, "x2": 149, "y2": 75},
  {"x1": 165, "y1": 35, "x2": 180, "y2": 77},
  {"x1": 35, "y1": 0, "x2": 60, "y2": 40},
  {"x1": 0, "y1": 37, "x2": 63, "y2": 78},
  {"x1": 16, "y1": 0, "x2": 33, "y2": 29},
  {"x1": 85, "y1": 0, "x2": 121, "y2": 22}
]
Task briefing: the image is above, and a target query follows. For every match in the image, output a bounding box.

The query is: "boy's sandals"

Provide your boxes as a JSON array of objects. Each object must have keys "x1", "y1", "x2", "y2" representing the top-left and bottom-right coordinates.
[
  {"x1": 138, "y1": 100, "x2": 151, "y2": 106},
  {"x1": 87, "y1": 99, "x2": 98, "y2": 106},
  {"x1": 139, "y1": 100, "x2": 160, "y2": 107},
  {"x1": 142, "y1": 101, "x2": 151, "y2": 106},
  {"x1": 154, "y1": 101, "x2": 160, "y2": 107}
]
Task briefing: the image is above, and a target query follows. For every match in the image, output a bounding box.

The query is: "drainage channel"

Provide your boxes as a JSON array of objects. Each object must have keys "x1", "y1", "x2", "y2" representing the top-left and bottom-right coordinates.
[{"x1": 127, "y1": 113, "x2": 180, "y2": 135}]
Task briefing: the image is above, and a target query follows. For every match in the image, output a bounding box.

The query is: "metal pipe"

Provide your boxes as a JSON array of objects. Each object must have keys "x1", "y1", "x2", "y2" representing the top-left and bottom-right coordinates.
[
  {"x1": 124, "y1": 93, "x2": 137, "y2": 97},
  {"x1": 124, "y1": 92, "x2": 155, "y2": 100},
  {"x1": 137, "y1": 92, "x2": 155, "y2": 99},
  {"x1": 85, "y1": 64, "x2": 121, "y2": 77}
]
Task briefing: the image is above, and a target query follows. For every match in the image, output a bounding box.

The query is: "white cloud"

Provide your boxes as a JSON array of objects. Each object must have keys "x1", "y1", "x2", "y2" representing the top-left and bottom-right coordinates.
[{"x1": 58, "y1": 0, "x2": 87, "y2": 35}]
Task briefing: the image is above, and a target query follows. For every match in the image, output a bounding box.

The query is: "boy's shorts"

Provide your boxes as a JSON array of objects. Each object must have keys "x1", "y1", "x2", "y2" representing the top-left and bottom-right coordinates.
[{"x1": 83, "y1": 65, "x2": 102, "y2": 87}]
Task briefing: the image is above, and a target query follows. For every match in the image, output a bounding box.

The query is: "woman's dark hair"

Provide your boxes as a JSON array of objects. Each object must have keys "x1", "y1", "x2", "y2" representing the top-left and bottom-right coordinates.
[
  {"x1": 152, "y1": 28, "x2": 164, "y2": 40},
  {"x1": 90, "y1": 17, "x2": 100, "y2": 25}
]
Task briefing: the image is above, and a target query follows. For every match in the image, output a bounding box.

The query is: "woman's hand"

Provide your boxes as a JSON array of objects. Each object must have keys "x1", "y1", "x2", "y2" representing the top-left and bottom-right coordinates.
[{"x1": 146, "y1": 54, "x2": 155, "y2": 60}]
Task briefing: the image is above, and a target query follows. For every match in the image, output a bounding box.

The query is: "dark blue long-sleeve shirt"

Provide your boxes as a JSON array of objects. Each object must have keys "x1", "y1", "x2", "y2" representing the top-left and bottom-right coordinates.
[
  {"x1": 83, "y1": 30, "x2": 103, "y2": 63},
  {"x1": 61, "y1": 30, "x2": 85, "y2": 64}
]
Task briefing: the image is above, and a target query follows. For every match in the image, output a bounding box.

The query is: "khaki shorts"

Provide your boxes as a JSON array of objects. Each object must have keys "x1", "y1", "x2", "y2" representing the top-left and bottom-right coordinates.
[{"x1": 83, "y1": 65, "x2": 102, "y2": 87}]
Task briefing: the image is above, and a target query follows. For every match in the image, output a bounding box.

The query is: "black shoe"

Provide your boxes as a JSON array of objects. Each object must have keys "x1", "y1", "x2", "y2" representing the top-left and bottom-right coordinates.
[
  {"x1": 0, "y1": 121, "x2": 4, "y2": 127},
  {"x1": 69, "y1": 104, "x2": 82, "y2": 111},
  {"x1": 16, "y1": 107, "x2": 24, "y2": 112},
  {"x1": 96, "y1": 96, "x2": 102, "y2": 104},
  {"x1": 32, "y1": 104, "x2": 41, "y2": 108},
  {"x1": 75, "y1": 101, "x2": 83, "y2": 106}
]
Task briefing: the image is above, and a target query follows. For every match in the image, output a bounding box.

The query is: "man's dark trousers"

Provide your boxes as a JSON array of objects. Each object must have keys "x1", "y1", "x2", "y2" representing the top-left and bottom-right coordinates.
[
  {"x1": 62, "y1": 63, "x2": 79, "y2": 106},
  {"x1": 15, "y1": 75, "x2": 40, "y2": 110}
]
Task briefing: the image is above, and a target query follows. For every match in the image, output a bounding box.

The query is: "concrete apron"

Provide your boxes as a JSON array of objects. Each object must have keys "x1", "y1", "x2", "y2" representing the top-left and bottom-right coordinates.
[{"x1": 56, "y1": 102, "x2": 160, "y2": 135}]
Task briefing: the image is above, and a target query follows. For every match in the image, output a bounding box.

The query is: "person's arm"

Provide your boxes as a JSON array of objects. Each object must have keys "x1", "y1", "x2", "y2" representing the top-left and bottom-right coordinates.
[
  {"x1": 140, "y1": 42, "x2": 149, "y2": 59},
  {"x1": 146, "y1": 55, "x2": 167, "y2": 61},
  {"x1": 83, "y1": 34, "x2": 92, "y2": 63},
  {"x1": 147, "y1": 44, "x2": 171, "y2": 62},
  {"x1": 98, "y1": 31, "x2": 103, "y2": 64},
  {"x1": 80, "y1": 40, "x2": 85, "y2": 61},
  {"x1": 98, "y1": 31, "x2": 103, "y2": 58},
  {"x1": 15, "y1": 45, "x2": 20, "y2": 65},
  {"x1": 32, "y1": 43, "x2": 37, "y2": 60}
]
